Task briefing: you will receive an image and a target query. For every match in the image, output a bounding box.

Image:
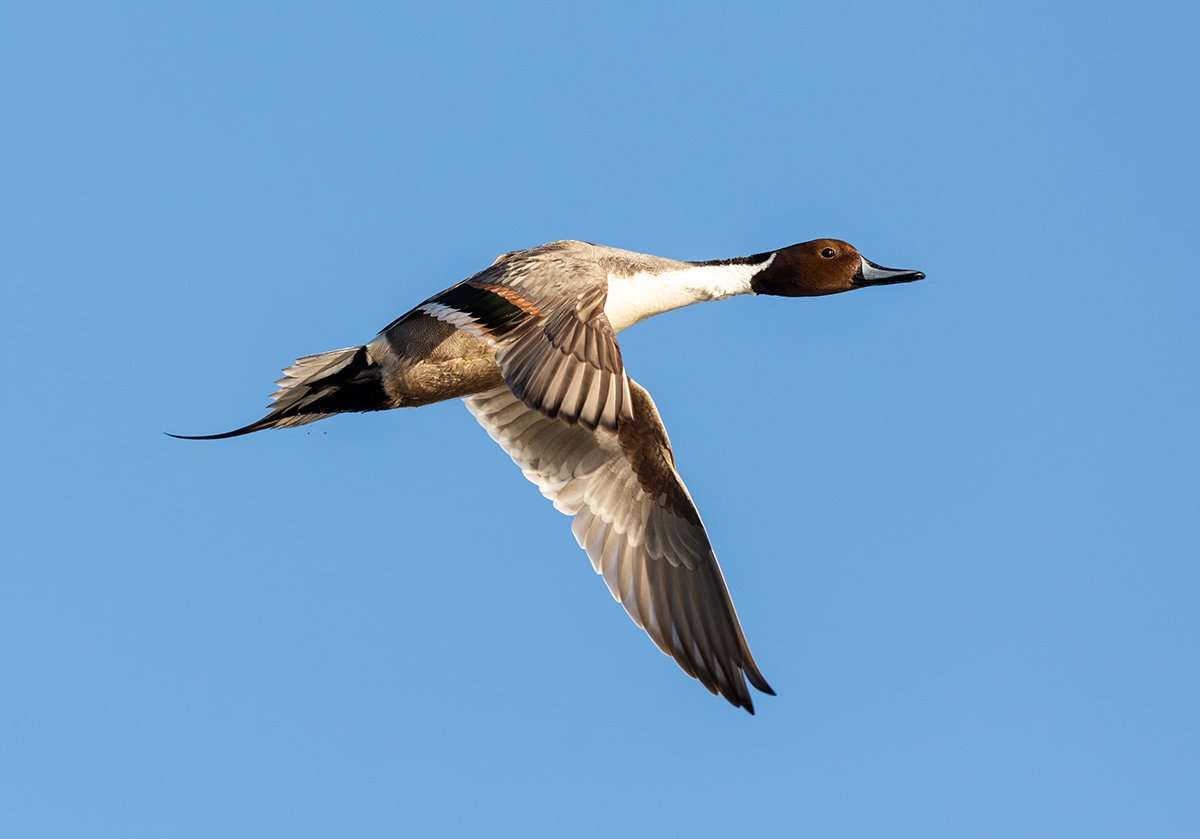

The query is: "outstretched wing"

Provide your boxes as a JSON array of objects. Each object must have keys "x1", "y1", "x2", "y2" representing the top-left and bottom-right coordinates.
[
  {"x1": 465, "y1": 378, "x2": 775, "y2": 713},
  {"x1": 414, "y1": 243, "x2": 633, "y2": 430}
]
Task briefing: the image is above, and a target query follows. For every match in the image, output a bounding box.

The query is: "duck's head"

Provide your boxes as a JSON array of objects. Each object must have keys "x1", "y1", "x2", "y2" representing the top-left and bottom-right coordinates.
[{"x1": 750, "y1": 238, "x2": 925, "y2": 297}]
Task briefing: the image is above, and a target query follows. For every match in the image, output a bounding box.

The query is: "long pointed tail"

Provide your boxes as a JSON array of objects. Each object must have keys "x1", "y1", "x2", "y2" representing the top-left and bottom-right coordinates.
[{"x1": 168, "y1": 345, "x2": 389, "y2": 440}]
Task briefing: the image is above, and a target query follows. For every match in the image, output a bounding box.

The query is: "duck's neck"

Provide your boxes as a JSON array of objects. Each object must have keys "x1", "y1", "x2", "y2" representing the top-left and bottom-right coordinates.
[{"x1": 604, "y1": 251, "x2": 776, "y2": 332}]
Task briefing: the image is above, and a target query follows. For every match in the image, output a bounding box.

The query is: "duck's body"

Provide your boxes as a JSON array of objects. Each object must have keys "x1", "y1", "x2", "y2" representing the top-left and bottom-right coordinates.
[
  {"x1": 367, "y1": 241, "x2": 775, "y2": 406},
  {"x1": 174, "y1": 238, "x2": 924, "y2": 713}
]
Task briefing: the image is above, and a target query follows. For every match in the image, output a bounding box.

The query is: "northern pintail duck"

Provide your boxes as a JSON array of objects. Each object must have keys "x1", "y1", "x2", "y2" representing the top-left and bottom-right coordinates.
[{"x1": 174, "y1": 238, "x2": 924, "y2": 713}]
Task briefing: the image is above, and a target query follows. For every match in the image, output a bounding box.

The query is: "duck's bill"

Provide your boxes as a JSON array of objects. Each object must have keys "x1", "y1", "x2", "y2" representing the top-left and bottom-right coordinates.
[{"x1": 853, "y1": 257, "x2": 925, "y2": 286}]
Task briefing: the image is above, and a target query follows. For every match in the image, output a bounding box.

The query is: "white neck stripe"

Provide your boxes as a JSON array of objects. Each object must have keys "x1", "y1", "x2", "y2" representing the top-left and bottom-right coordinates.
[{"x1": 603, "y1": 253, "x2": 776, "y2": 332}]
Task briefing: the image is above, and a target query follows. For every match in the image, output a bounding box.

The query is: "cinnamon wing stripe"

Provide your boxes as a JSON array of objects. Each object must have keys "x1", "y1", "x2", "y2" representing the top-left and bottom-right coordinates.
[{"x1": 466, "y1": 282, "x2": 544, "y2": 317}]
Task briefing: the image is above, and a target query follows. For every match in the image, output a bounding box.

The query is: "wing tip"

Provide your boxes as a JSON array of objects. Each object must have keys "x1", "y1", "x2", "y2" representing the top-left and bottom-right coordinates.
[
  {"x1": 748, "y1": 672, "x2": 776, "y2": 697},
  {"x1": 738, "y1": 656, "x2": 776, "y2": 698},
  {"x1": 719, "y1": 669, "x2": 775, "y2": 715}
]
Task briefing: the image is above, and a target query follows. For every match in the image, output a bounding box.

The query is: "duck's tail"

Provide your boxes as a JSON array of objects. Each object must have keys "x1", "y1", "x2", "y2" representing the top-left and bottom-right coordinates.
[{"x1": 168, "y1": 345, "x2": 389, "y2": 440}]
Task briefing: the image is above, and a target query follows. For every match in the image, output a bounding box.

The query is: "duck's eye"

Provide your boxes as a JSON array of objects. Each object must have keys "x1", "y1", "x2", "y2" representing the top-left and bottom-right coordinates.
[{"x1": 820, "y1": 247, "x2": 836, "y2": 259}]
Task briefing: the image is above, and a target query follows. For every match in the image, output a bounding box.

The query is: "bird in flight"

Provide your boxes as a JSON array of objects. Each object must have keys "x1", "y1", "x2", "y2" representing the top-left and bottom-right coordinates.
[{"x1": 173, "y1": 238, "x2": 924, "y2": 713}]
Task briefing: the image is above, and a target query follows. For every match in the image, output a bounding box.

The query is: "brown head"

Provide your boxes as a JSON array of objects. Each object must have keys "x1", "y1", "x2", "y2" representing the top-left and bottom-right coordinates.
[{"x1": 749, "y1": 238, "x2": 925, "y2": 297}]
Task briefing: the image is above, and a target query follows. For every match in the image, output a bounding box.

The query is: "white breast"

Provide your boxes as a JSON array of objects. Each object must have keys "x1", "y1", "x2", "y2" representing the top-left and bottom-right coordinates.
[{"x1": 603, "y1": 256, "x2": 774, "y2": 333}]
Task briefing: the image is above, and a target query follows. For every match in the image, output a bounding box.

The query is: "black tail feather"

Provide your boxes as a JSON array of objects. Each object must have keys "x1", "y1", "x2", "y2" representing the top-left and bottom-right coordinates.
[
  {"x1": 168, "y1": 345, "x2": 387, "y2": 441},
  {"x1": 165, "y1": 418, "x2": 284, "y2": 441}
]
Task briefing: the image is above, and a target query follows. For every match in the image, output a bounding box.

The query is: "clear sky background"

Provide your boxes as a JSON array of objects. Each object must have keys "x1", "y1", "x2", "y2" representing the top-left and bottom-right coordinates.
[{"x1": 3, "y1": 2, "x2": 1198, "y2": 836}]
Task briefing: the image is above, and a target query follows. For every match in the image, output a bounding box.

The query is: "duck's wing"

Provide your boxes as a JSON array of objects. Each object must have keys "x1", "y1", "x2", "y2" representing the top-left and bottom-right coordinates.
[
  {"x1": 411, "y1": 245, "x2": 632, "y2": 430},
  {"x1": 465, "y1": 378, "x2": 775, "y2": 713}
]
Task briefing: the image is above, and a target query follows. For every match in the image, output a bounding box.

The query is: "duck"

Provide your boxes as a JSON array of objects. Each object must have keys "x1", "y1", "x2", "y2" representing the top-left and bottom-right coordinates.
[{"x1": 172, "y1": 238, "x2": 925, "y2": 713}]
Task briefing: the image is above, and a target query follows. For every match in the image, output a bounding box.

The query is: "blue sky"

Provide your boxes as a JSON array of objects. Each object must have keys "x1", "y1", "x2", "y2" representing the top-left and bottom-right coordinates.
[{"x1": 3, "y1": 2, "x2": 1198, "y2": 836}]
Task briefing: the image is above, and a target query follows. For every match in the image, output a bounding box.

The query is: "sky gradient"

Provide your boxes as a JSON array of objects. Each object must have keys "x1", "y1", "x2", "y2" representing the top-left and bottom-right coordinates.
[{"x1": 3, "y1": 2, "x2": 1198, "y2": 836}]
